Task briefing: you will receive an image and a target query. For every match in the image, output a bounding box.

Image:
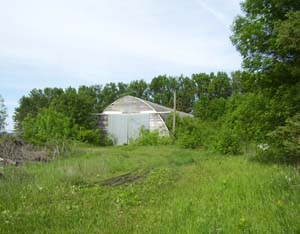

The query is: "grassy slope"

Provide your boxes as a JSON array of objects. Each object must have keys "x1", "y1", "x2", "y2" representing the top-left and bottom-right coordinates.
[{"x1": 0, "y1": 145, "x2": 300, "y2": 234}]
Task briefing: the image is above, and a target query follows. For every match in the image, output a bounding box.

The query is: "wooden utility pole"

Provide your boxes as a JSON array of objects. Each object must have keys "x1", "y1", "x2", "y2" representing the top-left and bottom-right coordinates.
[{"x1": 173, "y1": 90, "x2": 176, "y2": 135}]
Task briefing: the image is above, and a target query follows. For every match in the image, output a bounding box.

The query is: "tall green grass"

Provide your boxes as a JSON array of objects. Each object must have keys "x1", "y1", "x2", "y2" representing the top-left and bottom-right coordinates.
[{"x1": 0, "y1": 145, "x2": 300, "y2": 233}]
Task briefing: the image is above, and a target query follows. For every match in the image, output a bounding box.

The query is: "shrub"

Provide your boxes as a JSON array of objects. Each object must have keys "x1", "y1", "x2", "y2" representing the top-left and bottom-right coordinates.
[
  {"x1": 222, "y1": 93, "x2": 273, "y2": 143},
  {"x1": 130, "y1": 127, "x2": 172, "y2": 146},
  {"x1": 76, "y1": 127, "x2": 112, "y2": 146},
  {"x1": 257, "y1": 114, "x2": 300, "y2": 164},
  {"x1": 215, "y1": 128, "x2": 242, "y2": 155},
  {"x1": 221, "y1": 87, "x2": 300, "y2": 145},
  {"x1": 194, "y1": 95, "x2": 227, "y2": 121},
  {"x1": 166, "y1": 115, "x2": 217, "y2": 150},
  {"x1": 176, "y1": 118, "x2": 206, "y2": 149},
  {"x1": 21, "y1": 108, "x2": 76, "y2": 157},
  {"x1": 22, "y1": 108, "x2": 74, "y2": 146}
]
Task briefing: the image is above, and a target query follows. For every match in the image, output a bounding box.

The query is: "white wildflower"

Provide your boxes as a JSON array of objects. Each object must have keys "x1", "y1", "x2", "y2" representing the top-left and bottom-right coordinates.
[{"x1": 257, "y1": 143, "x2": 270, "y2": 151}]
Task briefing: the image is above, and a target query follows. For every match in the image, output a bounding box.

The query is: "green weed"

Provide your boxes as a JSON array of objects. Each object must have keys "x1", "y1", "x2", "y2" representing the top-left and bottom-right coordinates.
[{"x1": 0, "y1": 145, "x2": 300, "y2": 233}]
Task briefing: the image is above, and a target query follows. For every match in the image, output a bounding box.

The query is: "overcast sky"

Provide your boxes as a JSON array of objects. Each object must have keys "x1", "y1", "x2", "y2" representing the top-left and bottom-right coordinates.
[{"x1": 0, "y1": 0, "x2": 242, "y2": 131}]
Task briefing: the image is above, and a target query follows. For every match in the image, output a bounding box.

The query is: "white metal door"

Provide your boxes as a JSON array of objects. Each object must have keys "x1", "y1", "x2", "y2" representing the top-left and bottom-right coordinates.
[{"x1": 108, "y1": 114, "x2": 150, "y2": 145}]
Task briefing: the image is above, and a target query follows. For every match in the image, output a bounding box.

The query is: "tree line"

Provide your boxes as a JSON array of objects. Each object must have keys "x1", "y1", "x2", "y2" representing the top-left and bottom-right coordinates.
[
  {"x1": 14, "y1": 72, "x2": 236, "y2": 131},
  {"x1": 2, "y1": 0, "x2": 300, "y2": 163}
]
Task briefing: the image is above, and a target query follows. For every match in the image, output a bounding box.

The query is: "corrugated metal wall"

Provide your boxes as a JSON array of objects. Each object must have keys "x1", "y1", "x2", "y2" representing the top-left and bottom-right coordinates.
[
  {"x1": 149, "y1": 113, "x2": 169, "y2": 136},
  {"x1": 108, "y1": 114, "x2": 150, "y2": 145}
]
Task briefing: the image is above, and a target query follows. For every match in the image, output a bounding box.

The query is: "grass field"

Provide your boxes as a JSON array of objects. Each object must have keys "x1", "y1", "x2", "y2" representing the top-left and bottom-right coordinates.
[{"x1": 1, "y1": 145, "x2": 300, "y2": 234}]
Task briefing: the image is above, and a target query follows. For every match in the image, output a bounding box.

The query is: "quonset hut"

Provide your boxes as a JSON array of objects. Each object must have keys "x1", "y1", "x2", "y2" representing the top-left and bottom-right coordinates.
[{"x1": 96, "y1": 95, "x2": 192, "y2": 145}]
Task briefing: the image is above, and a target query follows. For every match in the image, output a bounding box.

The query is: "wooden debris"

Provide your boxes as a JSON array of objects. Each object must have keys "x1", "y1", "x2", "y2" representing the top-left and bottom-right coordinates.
[{"x1": 4, "y1": 158, "x2": 17, "y2": 166}]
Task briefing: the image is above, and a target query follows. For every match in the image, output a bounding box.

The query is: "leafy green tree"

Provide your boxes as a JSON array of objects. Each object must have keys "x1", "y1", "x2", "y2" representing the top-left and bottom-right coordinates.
[
  {"x1": 192, "y1": 73, "x2": 211, "y2": 99},
  {"x1": 224, "y1": 93, "x2": 273, "y2": 142},
  {"x1": 192, "y1": 72, "x2": 232, "y2": 101},
  {"x1": 52, "y1": 86, "x2": 98, "y2": 129},
  {"x1": 98, "y1": 83, "x2": 120, "y2": 109},
  {"x1": 276, "y1": 11, "x2": 300, "y2": 60},
  {"x1": 117, "y1": 82, "x2": 129, "y2": 97},
  {"x1": 261, "y1": 113, "x2": 300, "y2": 163},
  {"x1": 193, "y1": 72, "x2": 231, "y2": 121},
  {"x1": 0, "y1": 95, "x2": 7, "y2": 132},
  {"x1": 149, "y1": 75, "x2": 177, "y2": 107},
  {"x1": 129, "y1": 79, "x2": 149, "y2": 99},
  {"x1": 176, "y1": 75, "x2": 196, "y2": 113},
  {"x1": 275, "y1": 11, "x2": 300, "y2": 79},
  {"x1": 208, "y1": 72, "x2": 232, "y2": 99},
  {"x1": 22, "y1": 108, "x2": 74, "y2": 146},
  {"x1": 193, "y1": 95, "x2": 209, "y2": 120},
  {"x1": 222, "y1": 0, "x2": 300, "y2": 158},
  {"x1": 15, "y1": 86, "x2": 101, "y2": 132},
  {"x1": 14, "y1": 88, "x2": 64, "y2": 129},
  {"x1": 231, "y1": 70, "x2": 256, "y2": 93},
  {"x1": 231, "y1": 0, "x2": 300, "y2": 87},
  {"x1": 194, "y1": 96, "x2": 227, "y2": 121}
]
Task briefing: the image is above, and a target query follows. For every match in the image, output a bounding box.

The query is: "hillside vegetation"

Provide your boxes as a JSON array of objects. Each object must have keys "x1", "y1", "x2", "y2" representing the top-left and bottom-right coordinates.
[{"x1": 1, "y1": 145, "x2": 300, "y2": 234}]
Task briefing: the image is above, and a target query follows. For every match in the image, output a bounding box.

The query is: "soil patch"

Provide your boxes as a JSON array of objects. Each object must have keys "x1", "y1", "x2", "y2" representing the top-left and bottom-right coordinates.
[{"x1": 97, "y1": 169, "x2": 150, "y2": 186}]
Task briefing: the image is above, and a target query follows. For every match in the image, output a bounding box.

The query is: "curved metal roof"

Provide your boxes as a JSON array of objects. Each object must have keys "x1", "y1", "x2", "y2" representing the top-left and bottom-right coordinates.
[{"x1": 103, "y1": 95, "x2": 193, "y2": 119}]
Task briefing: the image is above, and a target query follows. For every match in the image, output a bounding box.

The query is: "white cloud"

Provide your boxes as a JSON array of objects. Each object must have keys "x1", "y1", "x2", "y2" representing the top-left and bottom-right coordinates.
[
  {"x1": 0, "y1": 0, "x2": 242, "y2": 130},
  {"x1": 195, "y1": 0, "x2": 231, "y2": 26},
  {"x1": 0, "y1": 0, "x2": 241, "y2": 78}
]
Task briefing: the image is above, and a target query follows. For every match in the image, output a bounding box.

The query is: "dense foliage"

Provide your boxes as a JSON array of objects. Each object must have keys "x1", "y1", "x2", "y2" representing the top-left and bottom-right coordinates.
[
  {"x1": 258, "y1": 114, "x2": 300, "y2": 163},
  {"x1": 22, "y1": 108, "x2": 74, "y2": 146},
  {"x1": 130, "y1": 127, "x2": 172, "y2": 146},
  {"x1": 228, "y1": 0, "x2": 300, "y2": 162},
  {"x1": 231, "y1": 0, "x2": 300, "y2": 87}
]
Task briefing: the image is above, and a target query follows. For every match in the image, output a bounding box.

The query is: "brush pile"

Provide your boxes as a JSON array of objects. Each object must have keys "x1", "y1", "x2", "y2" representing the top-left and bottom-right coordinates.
[{"x1": 0, "y1": 134, "x2": 49, "y2": 166}]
